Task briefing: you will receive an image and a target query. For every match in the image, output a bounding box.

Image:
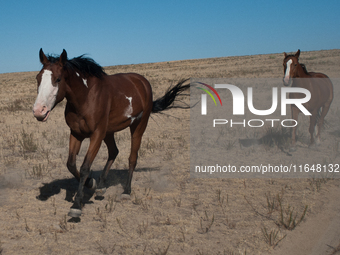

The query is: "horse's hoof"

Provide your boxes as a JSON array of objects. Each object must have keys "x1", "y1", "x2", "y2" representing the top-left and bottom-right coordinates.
[
  {"x1": 89, "y1": 178, "x2": 97, "y2": 191},
  {"x1": 289, "y1": 146, "x2": 297, "y2": 152},
  {"x1": 95, "y1": 187, "x2": 107, "y2": 197},
  {"x1": 68, "y1": 208, "x2": 82, "y2": 218},
  {"x1": 308, "y1": 142, "x2": 317, "y2": 148},
  {"x1": 120, "y1": 194, "x2": 131, "y2": 201}
]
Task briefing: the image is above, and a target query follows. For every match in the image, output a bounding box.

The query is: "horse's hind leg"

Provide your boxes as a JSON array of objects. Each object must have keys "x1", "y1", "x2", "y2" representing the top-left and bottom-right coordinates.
[
  {"x1": 123, "y1": 119, "x2": 149, "y2": 196},
  {"x1": 290, "y1": 106, "x2": 299, "y2": 152},
  {"x1": 96, "y1": 133, "x2": 119, "y2": 197},
  {"x1": 309, "y1": 111, "x2": 318, "y2": 146},
  {"x1": 316, "y1": 103, "x2": 331, "y2": 144}
]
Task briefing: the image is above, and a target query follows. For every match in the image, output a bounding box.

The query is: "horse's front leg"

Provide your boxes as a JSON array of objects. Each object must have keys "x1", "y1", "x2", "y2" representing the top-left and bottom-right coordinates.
[
  {"x1": 316, "y1": 104, "x2": 331, "y2": 145},
  {"x1": 67, "y1": 132, "x2": 96, "y2": 190},
  {"x1": 68, "y1": 130, "x2": 105, "y2": 217}
]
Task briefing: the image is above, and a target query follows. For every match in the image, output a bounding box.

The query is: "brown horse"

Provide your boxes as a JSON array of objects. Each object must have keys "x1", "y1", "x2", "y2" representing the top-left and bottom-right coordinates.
[
  {"x1": 33, "y1": 49, "x2": 189, "y2": 217},
  {"x1": 283, "y1": 49, "x2": 333, "y2": 151}
]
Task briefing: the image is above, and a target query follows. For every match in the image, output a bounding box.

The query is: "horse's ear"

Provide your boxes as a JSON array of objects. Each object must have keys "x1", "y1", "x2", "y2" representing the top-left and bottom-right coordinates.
[
  {"x1": 295, "y1": 49, "x2": 300, "y2": 58},
  {"x1": 284, "y1": 52, "x2": 287, "y2": 58},
  {"x1": 39, "y1": 48, "x2": 49, "y2": 65},
  {"x1": 59, "y1": 49, "x2": 67, "y2": 67}
]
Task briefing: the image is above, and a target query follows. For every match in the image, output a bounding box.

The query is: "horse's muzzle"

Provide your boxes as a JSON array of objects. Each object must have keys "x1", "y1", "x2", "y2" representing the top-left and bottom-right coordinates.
[
  {"x1": 283, "y1": 78, "x2": 292, "y2": 87},
  {"x1": 33, "y1": 105, "x2": 50, "y2": 122}
]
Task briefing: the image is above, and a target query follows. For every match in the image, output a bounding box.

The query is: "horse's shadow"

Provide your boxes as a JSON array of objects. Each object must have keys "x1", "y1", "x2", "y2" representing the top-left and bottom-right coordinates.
[{"x1": 36, "y1": 167, "x2": 159, "y2": 203}]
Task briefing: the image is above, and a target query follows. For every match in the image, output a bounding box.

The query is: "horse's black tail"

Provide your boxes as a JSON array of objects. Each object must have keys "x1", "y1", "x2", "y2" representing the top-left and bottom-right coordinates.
[{"x1": 152, "y1": 79, "x2": 190, "y2": 113}]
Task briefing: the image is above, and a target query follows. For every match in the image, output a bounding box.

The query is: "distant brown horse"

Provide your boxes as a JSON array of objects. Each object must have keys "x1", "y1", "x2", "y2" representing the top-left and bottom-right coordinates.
[
  {"x1": 283, "y1": 49, "x2": 333, "y2": 151},
  {"x1": 33, "y1": 49, "x2": 189, "y2": 217}
]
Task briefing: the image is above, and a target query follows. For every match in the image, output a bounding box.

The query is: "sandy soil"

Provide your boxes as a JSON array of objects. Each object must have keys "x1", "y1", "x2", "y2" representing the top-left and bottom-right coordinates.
[{"x1": 0, "y1": 49, "x2": 339, "y2": 254}]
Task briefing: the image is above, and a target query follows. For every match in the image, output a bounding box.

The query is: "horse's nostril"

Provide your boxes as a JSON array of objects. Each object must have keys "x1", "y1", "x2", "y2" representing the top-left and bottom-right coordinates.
[
  {"x1": 41, "y1": 106, "x2": 47, "y2": 114},
  {"x1": 33, "y1": 104, "x2": 48, "y2": 117}
]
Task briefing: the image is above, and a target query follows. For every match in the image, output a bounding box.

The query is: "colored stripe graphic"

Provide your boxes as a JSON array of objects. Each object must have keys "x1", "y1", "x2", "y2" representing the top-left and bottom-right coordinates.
[
  {"x1": 197, "y1": 87, "x2": 216, "y2": 105},
  {"x1": 196, "y1": 82, "x2": 223, "y2": 106}
]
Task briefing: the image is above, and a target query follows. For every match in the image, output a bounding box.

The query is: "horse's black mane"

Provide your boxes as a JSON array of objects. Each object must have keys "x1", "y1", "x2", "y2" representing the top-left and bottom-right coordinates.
[
  {"x1": 300, "y1": 63, "x2": 309, "y2": 74},
  {"x1": 46, "y1": 54, "x2": 106, "y2": 78}
]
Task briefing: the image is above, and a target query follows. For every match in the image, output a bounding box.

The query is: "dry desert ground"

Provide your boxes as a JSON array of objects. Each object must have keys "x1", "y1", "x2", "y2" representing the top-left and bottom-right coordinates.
[{"x1": 0, "y1": 49, "x2": 340, "y2": 254}]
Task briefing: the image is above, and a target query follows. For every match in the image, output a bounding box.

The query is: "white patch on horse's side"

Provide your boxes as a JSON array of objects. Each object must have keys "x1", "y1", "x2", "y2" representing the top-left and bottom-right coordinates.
[
  {"x1": 82, "y1": 78, "x2": 88, "y2": 88},
  {"x1": 34, "y1": 69, "x2": 58, "y2": 110},
  {"x1": 124, "y1": 96, "x2": 143, "y2": 125},
  {"x1": 126, "y1": 96, "x2": 132, "y2": 104},
  {"x1": 124, "y1": 96, "x2": 133, "y2": 119},
  {"x1": 284, "y1": 59, "x2": 293, "y2": 81}
]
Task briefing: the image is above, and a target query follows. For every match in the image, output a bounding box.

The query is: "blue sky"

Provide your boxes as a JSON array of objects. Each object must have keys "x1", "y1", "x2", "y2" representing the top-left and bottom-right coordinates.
[{"x1": 0, "y1": 0, "x2": 339, "y2": 73}]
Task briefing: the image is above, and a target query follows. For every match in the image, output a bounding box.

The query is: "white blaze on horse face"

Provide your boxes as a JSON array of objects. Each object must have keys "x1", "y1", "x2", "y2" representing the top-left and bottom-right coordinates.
[
  {"x1": 33, "y1": 70, "x2": 58, "y2": 115},
  {"x1": 284, "y1": 59, "x2": 292, "y2": 84}
]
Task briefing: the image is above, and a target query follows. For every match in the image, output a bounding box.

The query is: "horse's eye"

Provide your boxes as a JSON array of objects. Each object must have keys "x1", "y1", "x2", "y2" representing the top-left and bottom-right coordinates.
[{"x1": 56, "y1": 78, "x2": 61, "y2": 83}]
